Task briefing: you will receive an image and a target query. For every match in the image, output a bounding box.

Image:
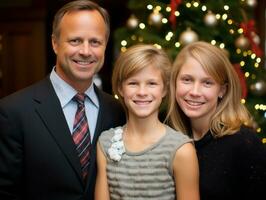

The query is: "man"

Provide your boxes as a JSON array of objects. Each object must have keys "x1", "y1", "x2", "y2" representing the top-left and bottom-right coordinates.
[{"x1": 0, "y1": 1, "x2": 125, "y2": 199}]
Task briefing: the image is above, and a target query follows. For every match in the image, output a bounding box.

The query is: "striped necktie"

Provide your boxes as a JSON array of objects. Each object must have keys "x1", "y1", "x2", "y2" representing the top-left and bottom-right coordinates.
[{"x1": 72, "y1": 93, "x2": 91, "y2": 181}]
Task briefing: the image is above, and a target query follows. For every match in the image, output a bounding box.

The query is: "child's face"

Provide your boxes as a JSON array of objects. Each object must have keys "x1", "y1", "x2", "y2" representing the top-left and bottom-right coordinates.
[{"x1": 119, "y1": 65, "x2": 166, "y2": 119}]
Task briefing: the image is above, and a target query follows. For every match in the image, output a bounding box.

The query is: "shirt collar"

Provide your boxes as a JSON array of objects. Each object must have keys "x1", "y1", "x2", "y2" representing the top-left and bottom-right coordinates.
[{"x1": 50, "y1": 68, "x2": 99, "y2": 108}]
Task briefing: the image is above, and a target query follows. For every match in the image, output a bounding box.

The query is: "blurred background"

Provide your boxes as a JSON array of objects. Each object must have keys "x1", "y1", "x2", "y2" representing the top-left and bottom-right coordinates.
[{"x1": 0, "y1": 0, "x2": 265, "y2": 141}]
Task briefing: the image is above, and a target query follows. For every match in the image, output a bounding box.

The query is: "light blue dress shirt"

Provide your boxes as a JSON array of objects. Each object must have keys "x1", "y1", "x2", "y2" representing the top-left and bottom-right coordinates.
[{"x1": 50, "y1": 68, "x2": 99, "y2": 140}]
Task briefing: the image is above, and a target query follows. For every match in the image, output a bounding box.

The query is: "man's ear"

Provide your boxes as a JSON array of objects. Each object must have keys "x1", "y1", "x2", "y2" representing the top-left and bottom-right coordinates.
[{"x1": 51, "y1": 35, "x2": 58, "y2": 55}]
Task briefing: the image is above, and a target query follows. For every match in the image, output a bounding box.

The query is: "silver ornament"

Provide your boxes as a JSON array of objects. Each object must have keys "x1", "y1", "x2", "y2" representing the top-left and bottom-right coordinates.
[
  {"x1": 148, "y1": 11, "x2": 163, "y2": 27},
  {"x1": 235, "y1": 35, "x2": 250, "y2": 50},
  {"x1": 204, "y1": 11, "x2": 218, "y2": 27},
  {"x1": 246, "y1": 0, "x2": 257, "y2": 8},
  {"x1": 251, "y1": 32, "x2": 260, "y2": 45},
  {"x1": 127, "y1": 15, "x2": 139, "y2": 29},
  {"x1": 179, "y1": 28, "x2": 199, "y2": 45},
  {"x1": 250, "y1": 80, "x2": 266, "y2": 96}
]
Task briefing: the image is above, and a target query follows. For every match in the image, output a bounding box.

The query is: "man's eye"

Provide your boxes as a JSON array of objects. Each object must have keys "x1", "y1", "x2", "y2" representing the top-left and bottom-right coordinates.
[
  {"x1": 90, "y1": 40, "x2": 101, "y2": 47},
  {"x1": 69, "y1": 39, "x2": 81, "y2": 45}
]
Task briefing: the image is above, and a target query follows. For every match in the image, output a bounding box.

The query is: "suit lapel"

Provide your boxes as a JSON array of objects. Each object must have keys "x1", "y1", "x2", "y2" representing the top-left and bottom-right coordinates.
[
  {"x1": 33, "y1": 78, "x2": 83, "y2": 183},
  {"x1": 84, "y1": 86, "x2": 107, "y2": 191},
  {"x1": 92, "y1": 86, "x2": 107, "y2": 146}
]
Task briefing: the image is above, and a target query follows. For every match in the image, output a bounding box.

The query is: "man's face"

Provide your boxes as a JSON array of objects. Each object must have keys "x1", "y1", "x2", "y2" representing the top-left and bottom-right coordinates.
[{"x1": 52, "y1": 10, "x2": 107, "y2": 91}]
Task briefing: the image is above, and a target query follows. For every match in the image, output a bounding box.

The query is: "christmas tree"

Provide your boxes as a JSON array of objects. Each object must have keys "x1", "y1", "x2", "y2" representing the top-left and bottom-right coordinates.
[{"x1": 114, "y1": 0, "x2": 266, "y2": 142}]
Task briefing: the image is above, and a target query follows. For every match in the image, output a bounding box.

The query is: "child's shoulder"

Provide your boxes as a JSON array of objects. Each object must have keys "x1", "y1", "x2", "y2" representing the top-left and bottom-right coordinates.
[
  {"x1": 165, "y1": 125, "x2": 193, "y2": 145},
  {"x1": 98, "y1": 126, "x2": 123, "y2": 156},
  {"x1": 99, "y1": 126, "x2": 124, "y2": 142}
]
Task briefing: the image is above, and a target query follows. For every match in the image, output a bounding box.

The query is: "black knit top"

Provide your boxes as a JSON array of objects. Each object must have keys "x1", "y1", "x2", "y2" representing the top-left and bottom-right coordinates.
[{"x1": 194, "y1": 126, "x2": 266, "y2": 200}]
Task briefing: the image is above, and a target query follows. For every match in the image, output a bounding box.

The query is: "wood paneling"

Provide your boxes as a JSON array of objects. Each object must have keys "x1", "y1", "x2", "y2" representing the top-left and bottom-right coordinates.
[
  {"x1": 0, "y1": 0, "x2": 47, "y2": 97},
  {"x1": 0, "y1": 21, "x2": 46, "y2": 97}
]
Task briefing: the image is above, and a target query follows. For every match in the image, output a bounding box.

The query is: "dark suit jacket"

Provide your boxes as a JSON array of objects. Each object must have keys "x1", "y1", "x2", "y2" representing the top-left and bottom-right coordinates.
[{"x1": 0, "y1": 77, "x2": 125, "y2": 200}]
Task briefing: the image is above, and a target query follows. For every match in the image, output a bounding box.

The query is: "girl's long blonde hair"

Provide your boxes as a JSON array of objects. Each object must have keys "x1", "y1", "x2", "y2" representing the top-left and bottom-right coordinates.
[{"x1": 166, "y1": 41, "x2": 253, "y2": 137}]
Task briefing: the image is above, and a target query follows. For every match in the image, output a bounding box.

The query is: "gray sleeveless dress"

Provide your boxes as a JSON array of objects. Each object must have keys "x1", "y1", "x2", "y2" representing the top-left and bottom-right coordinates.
[{"x1": 98, "y1": 125, "x2": 192, "y2": 200}]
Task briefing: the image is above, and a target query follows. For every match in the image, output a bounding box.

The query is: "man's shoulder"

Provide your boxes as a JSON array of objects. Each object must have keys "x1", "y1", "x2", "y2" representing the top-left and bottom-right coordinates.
[{"x1": 0, "y1": 77, "x2": 51, "y2": 107}]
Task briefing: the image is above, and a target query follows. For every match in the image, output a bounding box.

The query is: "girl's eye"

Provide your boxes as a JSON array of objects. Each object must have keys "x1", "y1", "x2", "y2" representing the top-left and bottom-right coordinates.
[
  {"x1": 204, "y1": 80, "x2": 214, "y2": 87},
  {"x1": 128, "y1": 82, "x2": 137, "y2": 85},
  {"x1": 181, "y1": 77, "x2": 192, "y2": 83},
  {"x1": 148, "y1": 81, "x2": 159, "y2": 87},
  {"x1": 148, "y1": 81, "x2": 158, "y2": 86}
]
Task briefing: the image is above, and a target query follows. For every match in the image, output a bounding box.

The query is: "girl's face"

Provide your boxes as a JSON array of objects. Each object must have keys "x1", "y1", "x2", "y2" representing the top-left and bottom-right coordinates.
[
  {"x1": 175, "y1": 57, "x2": 225, "y2": 124},
  {"x1": 119, "y1": 65, "x2": 166, "y2": 120}
]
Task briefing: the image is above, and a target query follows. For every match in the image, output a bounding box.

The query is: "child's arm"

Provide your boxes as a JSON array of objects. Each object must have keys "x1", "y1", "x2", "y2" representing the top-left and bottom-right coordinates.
[
  {"x1": 173, "y1": 143, "x2": 200, "y2": 200},
  {"x1": 95, "y1": 142, "x2": 110, "y2": 200}
]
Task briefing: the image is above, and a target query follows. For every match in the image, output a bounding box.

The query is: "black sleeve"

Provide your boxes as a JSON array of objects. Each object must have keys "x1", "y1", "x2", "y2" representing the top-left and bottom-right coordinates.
[{"x1": 237, "y1": 128, "x2": 266, "y2": 200}]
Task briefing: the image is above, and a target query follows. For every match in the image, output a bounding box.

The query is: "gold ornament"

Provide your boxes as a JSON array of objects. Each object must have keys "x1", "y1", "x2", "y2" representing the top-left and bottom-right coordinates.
[
  {"x1": 246, "y1": 0, "x2": 257, "y2": 8},
  {"x1": 250, "y1": 80, "x2": 266, "y2": 96},
  {"x1": 179, "y1": 28, "x2": 199, "y2": 45},
  {"x1": 204, "y1": 11, "x2": 218, "y2": 27},
  {"x1": 148, "y1": 11, "x2": 163, "y2": 27},
  {"x1": 235, "y1": 35, "x2": 250, "y2": 50},
  {"x1": 127, "y1": 15, "x2": 139, "y2": 29}
]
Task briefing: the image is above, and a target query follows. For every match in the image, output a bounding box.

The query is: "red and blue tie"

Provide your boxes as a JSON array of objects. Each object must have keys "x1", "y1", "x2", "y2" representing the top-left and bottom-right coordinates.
[{"x1": 72, "y1": 93, "x2": 91, "y2": 181}]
